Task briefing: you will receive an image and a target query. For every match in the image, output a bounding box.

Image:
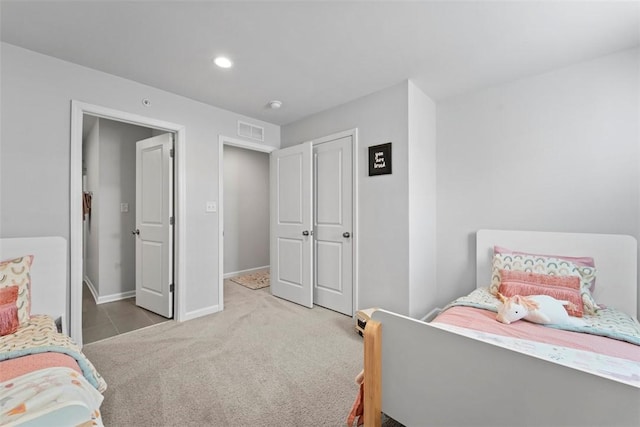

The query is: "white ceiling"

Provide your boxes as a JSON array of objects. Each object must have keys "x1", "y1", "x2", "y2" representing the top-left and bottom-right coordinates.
[{"x1": 2, "y1": 1, "x2": 638, "y2": 126}]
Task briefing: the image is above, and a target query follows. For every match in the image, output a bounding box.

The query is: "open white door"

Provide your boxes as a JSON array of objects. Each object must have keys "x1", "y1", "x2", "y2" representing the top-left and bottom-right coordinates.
[
  {"x1": 135, "y1": 133, "x2": 173, "y2": 318},
  {"x1": 313, "y1": 135, "x2": 353, "y2": 315},
  {"x1": 270, "y1": 142, "x2": 313, "y2": 308}
]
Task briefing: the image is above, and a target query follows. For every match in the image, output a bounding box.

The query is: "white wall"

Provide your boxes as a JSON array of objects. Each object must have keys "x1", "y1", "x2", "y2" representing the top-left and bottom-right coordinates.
[
  {"x1": 98, "y1": 119, "x2": 152, "y2": 299},
  {"x1": 436, "y1": 48, "x2": 640, "y2": 316},
  {"x1": 223, "y1": 145, "x2": 270, "y2": 275},
  {"x1": 83, "y1": 117, "x2": 151, "y2": 300},
  {"x1": 407, "y1": 81, "x2": 437, "y2": 318},
  {"x1": 0, "y1": 43, "x2": 280, "y2": 317},
  {"x1": 283, "y1": 81, "x2": 413, "y2": 314}
]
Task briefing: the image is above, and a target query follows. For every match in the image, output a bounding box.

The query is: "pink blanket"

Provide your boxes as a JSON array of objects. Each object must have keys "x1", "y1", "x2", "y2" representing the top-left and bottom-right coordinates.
[
  {"x1": 434, "y1": 306, "x2": 640, "y2": 362},
  {"x1": 0, "y1": 353, "x2": 82, "y2": 383}
]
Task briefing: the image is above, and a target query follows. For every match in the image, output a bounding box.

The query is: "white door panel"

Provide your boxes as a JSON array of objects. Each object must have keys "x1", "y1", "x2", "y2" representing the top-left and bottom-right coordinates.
[
  {"x1": 270, "y1": 142, "x2": 313, "y2": 308},
  {"x1": 316, "y1": 149, "x2": 343, "y2": 225},
  {"x1": 278, "y1": 238, "x2": 303, "y2": 285},
  {"x1": 135, "y1": 133, "x2": 173, "y2": 318},
  {"x1": 313, "y1": 136, "x2": 353, "y2": 315},
  {"x1": 315, "y1": 241, "x2": 342, "y2": 292},
  {"x1": 277, "y1": 155, "x2": 304, "y2": 223}
]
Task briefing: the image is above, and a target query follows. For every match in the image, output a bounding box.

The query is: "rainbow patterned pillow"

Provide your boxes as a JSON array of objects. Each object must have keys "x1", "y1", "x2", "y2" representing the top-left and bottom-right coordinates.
[
  {"x1": 0, "y1": 255, "x2": 34, "y2": 325},
  {"x1": 490, "y1": 253, "x2": 598, "y2": 314}
]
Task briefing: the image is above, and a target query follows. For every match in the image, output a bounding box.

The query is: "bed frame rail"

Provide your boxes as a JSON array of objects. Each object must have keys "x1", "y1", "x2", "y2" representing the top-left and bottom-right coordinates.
[
  {"x1": 364, "y1": 319, "x2": 381, "y2": 426},
  {"x1": 365, "y1": 309, "x2": 639, "y2": 427}
]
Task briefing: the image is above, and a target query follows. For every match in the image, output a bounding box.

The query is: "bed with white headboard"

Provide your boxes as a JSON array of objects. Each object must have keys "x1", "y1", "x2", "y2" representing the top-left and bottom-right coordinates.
[
  {"x1": 0, "y1": 236, "x2": 69, "y2": 332},
  {"x1": 0, "y1": 236, "x2": 106, "y2": 426},
  {"x1": 476, "y1": 229, "x2": 638, "y2": 317},
  {"x1": 361, "y1": 230, "x2": 640, "y2": 427}
]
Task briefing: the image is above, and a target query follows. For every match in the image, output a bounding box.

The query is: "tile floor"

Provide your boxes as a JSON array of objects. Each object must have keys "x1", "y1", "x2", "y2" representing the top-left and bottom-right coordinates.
[{"x1": 82, "y1": 283, "x2": 170, "y2": 344}]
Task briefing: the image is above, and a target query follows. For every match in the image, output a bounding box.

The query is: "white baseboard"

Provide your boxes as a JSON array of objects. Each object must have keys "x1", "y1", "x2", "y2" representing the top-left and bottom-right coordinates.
[
  {"x1": 83, "y1": 276, "x2": 99, "y2": 304},
  {"x1": 84, "y1": 276, "x2": 135, "y2": 304},
  {"x1": 223, "y1": 265, "x2": 269, "y2": 279},
  {"x1": 97, "y1": 290, "x2": 135, "y2": 304},
  {"x1": 183, "y1": 304, "x2": 220, "y2": 321}
]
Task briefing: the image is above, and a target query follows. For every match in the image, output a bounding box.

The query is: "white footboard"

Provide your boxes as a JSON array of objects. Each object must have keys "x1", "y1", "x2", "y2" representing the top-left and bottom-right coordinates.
[{"x1": 367, "y1": 309, "x2": 640, "y2": 427}]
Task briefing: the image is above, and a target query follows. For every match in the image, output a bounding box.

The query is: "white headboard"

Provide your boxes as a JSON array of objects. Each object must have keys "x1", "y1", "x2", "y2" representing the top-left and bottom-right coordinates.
[
  {"x1": 476, "y1": 230, "x2": 637, "y2": 317},
  {"x1": 0, "y1": 237, "x2": 68, "y2": 328}
]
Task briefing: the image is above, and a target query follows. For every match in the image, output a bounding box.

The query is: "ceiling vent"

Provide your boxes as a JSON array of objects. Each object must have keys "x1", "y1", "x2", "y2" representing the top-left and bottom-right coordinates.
[{"x1": 237, "y1": 120, "x2": 264, "y2": 142}]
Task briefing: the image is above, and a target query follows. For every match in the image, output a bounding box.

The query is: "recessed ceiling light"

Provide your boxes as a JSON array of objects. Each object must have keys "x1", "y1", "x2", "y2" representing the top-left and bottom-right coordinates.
[{"x1": 214, "y1": 56, "x2": 233, "y2": 68}]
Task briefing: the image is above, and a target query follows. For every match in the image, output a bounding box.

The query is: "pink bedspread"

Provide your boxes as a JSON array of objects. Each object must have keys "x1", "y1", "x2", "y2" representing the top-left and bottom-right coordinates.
[
  {"x1": 434, "y1": 306, "x2": 640, "y2": 362},
  {"x1": 0, "y1": 353, "x2": 82, "y2": 382}
]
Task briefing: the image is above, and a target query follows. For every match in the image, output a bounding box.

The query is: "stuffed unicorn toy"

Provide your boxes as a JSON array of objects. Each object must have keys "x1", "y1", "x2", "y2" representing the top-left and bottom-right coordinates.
[{"x1": 496, "y1": 293, "x2": 586, "y2": 327}]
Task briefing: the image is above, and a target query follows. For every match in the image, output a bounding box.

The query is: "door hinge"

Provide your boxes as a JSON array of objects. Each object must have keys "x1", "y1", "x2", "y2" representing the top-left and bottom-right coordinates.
[
  {"x1": 169, "y1": 284, "x2": 174, "y2": 292},
  {"x1": 170, "y1": 148, "x2": 174, "y2": 158},
  {"x1": 170, "y1": 216, "x2": 174, "y2": 225}
]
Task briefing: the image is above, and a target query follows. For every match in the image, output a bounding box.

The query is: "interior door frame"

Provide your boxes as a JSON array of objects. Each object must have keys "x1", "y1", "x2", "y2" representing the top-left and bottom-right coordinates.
[
  {"x1": 70, "y1": 100, "x2": 186, "y2": 347},
  {"x1": 310, "y1": 129, "x2": 359, "y2": 316},
  {"x1": 217, "y1": 135, "x2": 276, "y2": 311}
]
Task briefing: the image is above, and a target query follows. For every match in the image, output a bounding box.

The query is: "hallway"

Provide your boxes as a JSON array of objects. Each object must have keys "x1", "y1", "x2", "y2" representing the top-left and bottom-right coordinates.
[{"x1": 82, "y1": 282, "x2": 170, "y2": 344}]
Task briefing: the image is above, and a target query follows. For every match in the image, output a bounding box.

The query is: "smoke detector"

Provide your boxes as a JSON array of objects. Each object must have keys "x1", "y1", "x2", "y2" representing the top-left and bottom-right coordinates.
[{"x1": 268, "y1": 100, "x2": 283, "y2": 109}]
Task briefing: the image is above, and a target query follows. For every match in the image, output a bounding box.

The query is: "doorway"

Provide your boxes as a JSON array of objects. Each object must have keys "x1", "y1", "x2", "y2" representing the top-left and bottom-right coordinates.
[
  {"x1": 222, "y1": 145, "x2": 270, "y2": 280},
  {"x1": 218, "y1": 136, "x2": 276, "y2": 310},
  {"x1": 218, "y1": 130, "x2": 358, "y2": 316},
  {"x1": 80, "y1": 116, "x2": 173, "y2": 343},
  {"x1": 270, "y1": 129, "x2": 358, "y2": 316},
  {"x1": 70, "y1": 101, "x2": 186, "y2": 347}
]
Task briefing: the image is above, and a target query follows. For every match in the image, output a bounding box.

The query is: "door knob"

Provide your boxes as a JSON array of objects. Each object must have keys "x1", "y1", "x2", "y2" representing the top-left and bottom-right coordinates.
[
  {"x1": 132, "y1": 229, "x2": 140, "y2": 235},
  {"x1": 343, "y1": 232, "x2": 351, "y2": 238},
  {"x1": 302, "y1": 230, "x2": 310, "y2": 236}
]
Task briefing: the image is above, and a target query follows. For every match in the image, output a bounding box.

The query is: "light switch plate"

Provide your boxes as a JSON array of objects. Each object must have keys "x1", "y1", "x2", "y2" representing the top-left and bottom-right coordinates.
[
  {"x1": 206, "y1": 201, "x2": 217, "y2": 213},
  {"x1": 120, "y1": 203, "x2": 129, "y2": 213}
]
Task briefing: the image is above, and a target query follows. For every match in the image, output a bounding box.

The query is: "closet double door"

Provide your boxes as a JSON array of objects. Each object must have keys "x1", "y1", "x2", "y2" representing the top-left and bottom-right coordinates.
[{"x1": 270, "y1": 135, "x2": 353, "y2": 316}]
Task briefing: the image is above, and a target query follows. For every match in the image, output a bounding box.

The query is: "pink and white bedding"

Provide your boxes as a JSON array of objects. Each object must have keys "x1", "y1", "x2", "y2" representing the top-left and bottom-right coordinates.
[
  {"x1": 432, "y1": 321, "x2": 640, "y2": 388},
  {"x1": 441, "y1": 287, "x2": 640, "y2": 345},
  {"x1": 434, "y1": 305, "x2": 640, "y2": 362},
  {"x1": 0, "y1": 315, "x2": 106, "y2": 425},
  {"x1": 0, "y1": 367, "x2": 104, "y2": 426},
  {"x1": 0, "y1": 352, "x2": 83, "y2": 383},
  {"x1": 432, "y1": 288, "x2": 640, "y2": 387},
  {"x1": 0, "y1": 315, "x2": 106, "y2": 392}
]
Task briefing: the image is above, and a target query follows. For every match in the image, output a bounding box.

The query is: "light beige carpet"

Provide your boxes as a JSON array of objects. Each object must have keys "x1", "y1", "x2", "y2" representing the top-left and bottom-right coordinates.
[
  {"x1": 230, "y1": 270, "x2": 270, "y2": 290},
  {"x1": 83, "y1": 279, "x2": 363, "y2": 426}
]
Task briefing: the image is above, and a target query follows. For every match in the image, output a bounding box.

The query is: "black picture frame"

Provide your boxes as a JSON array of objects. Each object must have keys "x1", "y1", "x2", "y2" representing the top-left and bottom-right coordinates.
[{"x1": 368, "y1": 143, "x2": 392, "y2": 176}]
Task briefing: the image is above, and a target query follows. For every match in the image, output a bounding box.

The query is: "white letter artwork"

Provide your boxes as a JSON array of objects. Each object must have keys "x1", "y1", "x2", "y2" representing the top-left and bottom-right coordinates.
[{"x1": 374, "y1": 152, "x2": 386, "y2": 168}]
